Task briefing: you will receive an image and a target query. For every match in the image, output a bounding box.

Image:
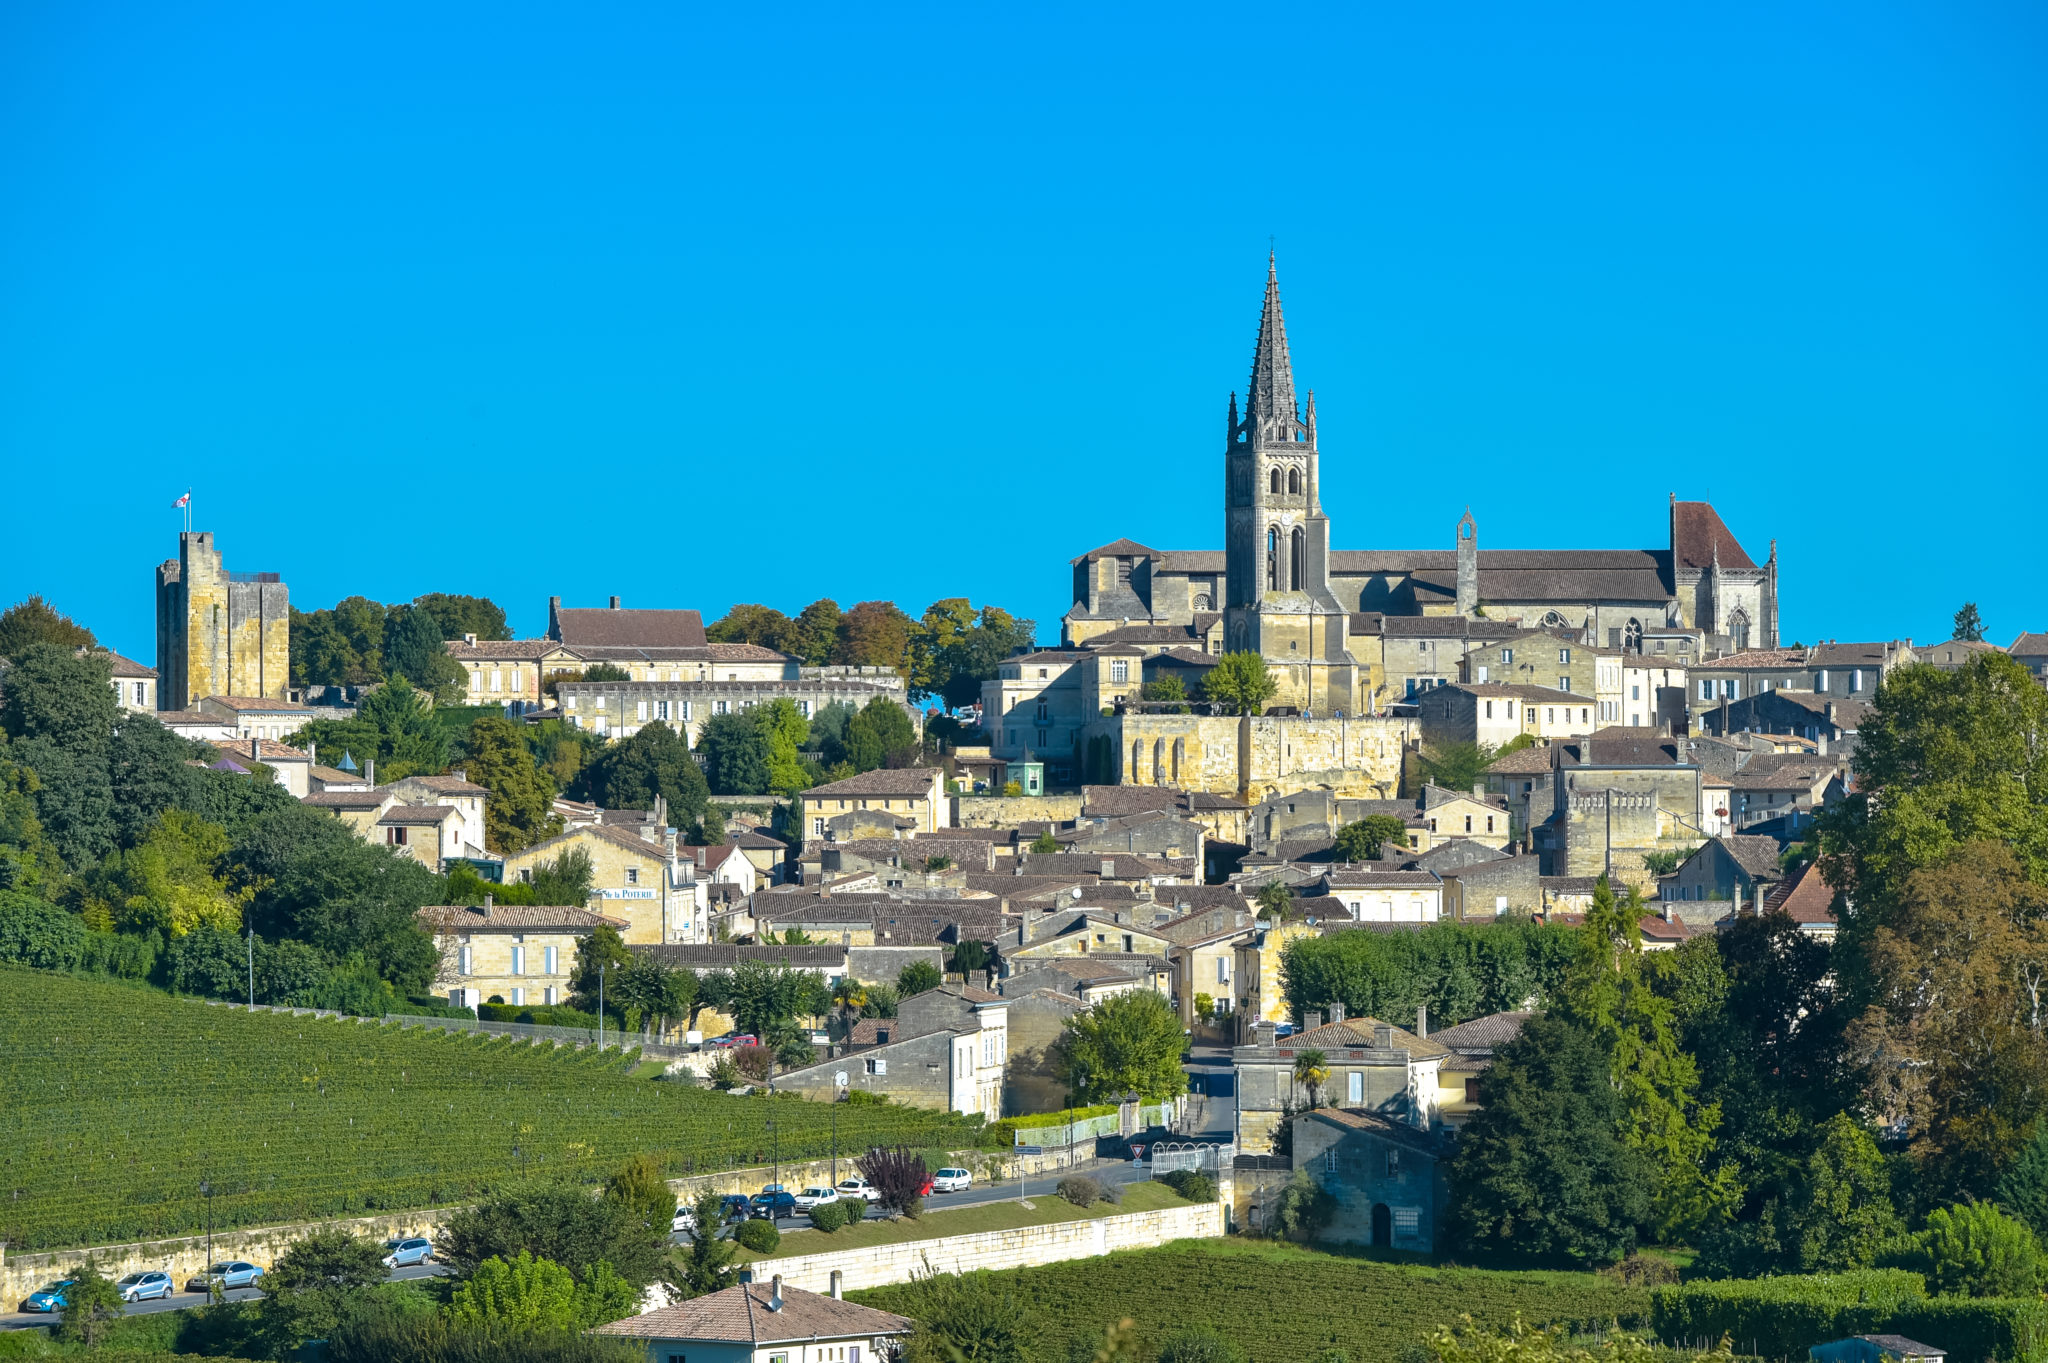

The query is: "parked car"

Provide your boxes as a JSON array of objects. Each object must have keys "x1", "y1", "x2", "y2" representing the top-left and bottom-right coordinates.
[
  {"x1": 186, "y1": 1261, "x2": 265, "y2": 1292},
  {"x1": 718, "y1": 1194, "x2": 753, "y2": 1224},
  {"x1": 672, "y1": 1203, "x2": 698, "y2": 1234},
  {"x1": 749, "y1": 1190, "x2": 798, "y2": 1220},
  {"x1": 20, "y1": 1279, "x2": 77, "y2": 1313},
  {"x1": 709, "y1": 1033, "x2": 759, "y2": 1049},
  {"x1": 792, "y1": 1185, "x2": 839, "y2": 1212},
  {"x1": 116, "y1": 1271, "x2": 175, "y2": 1302},
  {"x1": 381, "y1": 1237, "x2": 433, "y2": 1268},
  {"x1": 931, "y1": 1167, "x2": 973, "y2": 1194},
  {"x1": 835, "y1": 1176, "x2": 884, "y2": 1203}
]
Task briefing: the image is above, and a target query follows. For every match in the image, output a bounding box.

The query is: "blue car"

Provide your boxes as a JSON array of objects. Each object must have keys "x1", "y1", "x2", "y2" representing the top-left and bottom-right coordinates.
[
  {"x1": 186, "y1": 1260, "x2": 264, "y2": 1292},
  {"x1": 381, "y1": 1237, "x2": 433, "y2": 1268},
  {"x1": 118, "y1": 1271, "x2": 175, "y2": 1302},
  {"x1": 21, "y1": 1278, "x2": 77, "y2": 1312}
]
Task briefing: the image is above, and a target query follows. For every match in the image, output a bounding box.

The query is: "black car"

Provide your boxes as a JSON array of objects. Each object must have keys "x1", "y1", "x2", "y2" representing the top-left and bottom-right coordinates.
[
  {"x1": 748, "y1": 1190, "x2": 797, "y2": 1220},
  {"x1": 719, "y1": 1194, "x2": 752, "y2": 1224}
]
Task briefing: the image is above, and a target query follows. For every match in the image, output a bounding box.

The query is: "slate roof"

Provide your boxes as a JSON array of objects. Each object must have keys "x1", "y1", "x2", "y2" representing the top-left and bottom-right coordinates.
[
  {"x1": 594, "y1": 1282, "x2": 912, "y2": 1345},
  {"x1": 1717, "y1": 834, "x2": 1787, "y2": 880},
  {"x1": 2009, "y1": 632, "x2": 2048, "y2": 656},
  {"x1": 550, "y1": 605, "x2": 707, "y2": 649},
  {"x1": 416, "y1": 903, "x2": 622, "y2": 932},
  {"x1": 805, "y1": 768, "x2": 942, "y2": 798}
]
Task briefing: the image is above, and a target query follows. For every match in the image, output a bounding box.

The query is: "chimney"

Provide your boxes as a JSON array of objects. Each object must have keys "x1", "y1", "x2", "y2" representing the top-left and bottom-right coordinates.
[
  {"x1": 482, "y1": 894, "x2": 493, "y2": 919},
  {"x1": 308, "y1": 742, "x2": 316, "y2": 765},
  {"x1": 463, "y1": 632, "x2": 477, "y2": 646},
  {"x1": 1101, "y1": 858, "x2": 1116, "y2": 879},
  {"x1": 1415, "y1": 1003, "x2": 1428, "y2": 1038},
  {"x1": 608, "y1": 595, "x2": 622, "y2": 610},
  {"x1": 768, "y1": 1275, "x2": 783, "y2": 1311},
  {"x1": 829, "y1": 1269, "x2": 844, "y2": 1300},
  {"x1": 365, "y1": 758, "x2": 376, "y2": 787},
  {"x1": 1329, "y1": 1002, "x2": 1346, "y2": 1023},
  {"x1": 454, "y1": 768, "x2": 467, "y2": 783},
  {"x1": 1303, "y1": 1009, "x2": 1322, "y2": 1031},
  {"x1": 1816, "y1": 734, "x2": 1829, "y2": 757},
  {"x1": 1374, "y1": 1023, "x2": 1396, "y2": 1049}
]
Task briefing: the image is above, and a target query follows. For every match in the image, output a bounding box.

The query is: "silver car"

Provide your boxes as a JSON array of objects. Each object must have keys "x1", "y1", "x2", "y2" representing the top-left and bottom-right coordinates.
[{"x1": 117, "y1": 1271, "x2": 174, "y2": 1302}]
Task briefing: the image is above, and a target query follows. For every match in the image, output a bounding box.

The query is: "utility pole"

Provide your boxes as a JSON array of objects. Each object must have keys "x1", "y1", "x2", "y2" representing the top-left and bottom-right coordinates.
[
  {"x1": 598, "y1": 964, "x2": 606, "y2": 1053},
  {"x1": 200, "y1": 1179, "x2": 213, "y2": 1270},
  {"x1": 246, "y1": 929, "x2": 254, "y2": 1008}
]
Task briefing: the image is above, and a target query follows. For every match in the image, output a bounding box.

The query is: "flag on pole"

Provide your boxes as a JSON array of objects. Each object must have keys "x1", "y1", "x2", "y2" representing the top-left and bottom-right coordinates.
[{"x1": 173, "y1": 490, "x2": 191, "y2": 508}]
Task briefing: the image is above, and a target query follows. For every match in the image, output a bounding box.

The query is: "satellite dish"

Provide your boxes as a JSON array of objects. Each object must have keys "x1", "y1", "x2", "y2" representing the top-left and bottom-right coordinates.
[{"x1": 1072, "y1": 887, "x2": 1082, "y2": 900}]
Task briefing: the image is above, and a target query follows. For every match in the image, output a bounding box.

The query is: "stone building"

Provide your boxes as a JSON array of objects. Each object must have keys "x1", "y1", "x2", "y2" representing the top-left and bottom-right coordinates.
[
  {"x1": 2011, "y1": 632, "x2": 2048, "y2": 685},
  {"x1": 1290, "y1": 1106, "x2": 1451, "y2": 1251},
  {"x1": 104, "y1": 650, "x2": 158, "y2": 714},
  {"x1": 416, "y1": 899, "x2": 625, "y2": 1010},
  {"x1": 1533, "y1": 730, "x2": 1705, "y2": 887},
  {"x1": 798, "y1": 767, "x2": 951, "y2": 839},
  {"x1": 1416, "y1": 682, "x2": 1597, "y2": 749},
  {"x1": 777, "y1": 986, "x2": 1007, "y2": 1116},
  {"x1": 1231, "y1": 1009, "x2": 1448, "y2": 1154},
  {"x1": 1687, "y1": 641, "x2": 1913, "y2": 719},
  {"x1": 155, "y1": 531, "x2": 290, "y2": 711},
  {"x1": 500, "y1": 823, "x2": 702, "y2": 945}
]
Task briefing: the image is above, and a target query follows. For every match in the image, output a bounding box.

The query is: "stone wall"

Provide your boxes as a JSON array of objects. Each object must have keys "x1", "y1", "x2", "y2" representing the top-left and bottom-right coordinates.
[
  {"x1": 746, "y1": 1199, "x2": 1225, "y2": 1296},
  {"x1": 1084, "y1": 713, "x2": 1414, "y2": 802},
  {"x1": 951, "y1": 794, "x2": 1083, "y2": 828}
]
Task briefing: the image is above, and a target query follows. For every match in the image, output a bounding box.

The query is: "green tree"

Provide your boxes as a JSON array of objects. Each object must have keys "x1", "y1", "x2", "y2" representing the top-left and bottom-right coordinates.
[
  {"x1": 1266, "y1": 1168, "x2": 1336, "y2": 1243},
  {"x1": 898, "y1": 1264, "x2": 1039, "y2": 1363},
  {"x1": 55, "y1": 1263, "x2": 122, "y2": 1347},
  {"x1": 836, "y1": 600, "x2": 917, "y2": 672},
  {"x1": 1996, "y1": 1123, "x2": 2048, "y2": 1243},
  {"x1": 1416, "y1": 741, "x2": 1499, "y2": 796},
  {"x1": 290, "y1": 596, "x2": 389, "y2": 688},
  {"x1": 845, "y1": 697, "x2": 918, "y2": 773},
  {"x1": 674, "y1": 1190, "x2": 739, "y2": 1299},
  {"x1": 899, "y1": 959, "x2": 943, "y2": 998},
  {"x1": 449, "y1": 1251, "x2": 584, "y2": 1331},
  {"x1": 256, "y1": 1226, "x2": 388, "y2": 1354},
  {"x1": 722, "y1": 957, "x2": 830, "y2": 1036},
  {"x1": 411, "y1": 592, "x2": 511, "y2": 642},
  {"x1": 1907, "y1": 1201, "x2": 2047, "y2": 1298},
  {"x1": 1560, "y1": 876, "x2": 1734, "y2": 1240},
  {"x1": 610, "y1": 956, "x2": 698, "y2": 1034},
  {"x1": 754, "y1": 699, "x2": 812, "y2": 795},
  {"x1": 1255, "y1": 879, "x2": 1295, "y2": 922},
  {"x1": 1449, "y1": 1012, "x2": 1654, "y2": 1266},
  {"x1": 568, "y1": 921, "x2": 634, "y2": 1013},
  {"x1": 461, "y1": 715, "x2": 560, "y2": 853},
  {"x1": 1140, "y1": 675, "x2": 1188, "y2": 710},
  {"x1": 1758, "y1": 1113, "x2": 1901, "y2": 1275},
  {"x1": 0, "y1": 642, "x2": 118, "y2": 866},
  {"x1": 582, "y1": 721, "x2": 709, "y2": 826},
  {"x1": 696, "y1": 712, "x2": 770, "y2": 795},
  {"x1": 1334, "y1": 814, "x2": 1411, "y2": 862},
  {"x1": 861, "y1": 982, "x2": 901, "y2": 1018},
  {"x1": 1279, "y1": 919, "x2": 1579, "y2": 1032},
  {"x1": 85, "y1": 807, "x2": 248, "y2": 937},
  {"x1": 1953, "y1": 602, "x2": 1986, "y2": 643},
  {"x1": 1054, "y1": 989, "x2": 1189, "y2": 1102},
  {"x1": 0, "y1": 594, "x2": 96, "y2": 657},
  {"x1": 1202, "y1": 651, "x2": 1276, "y2": 715},
  {"x1": 292, "y1": 682, "x2": 451, "y2": 783},
  {"x1": 383, "y1": 604, "x2": 466, "y2": 702},
  {"x1": 1029, "y1": 829, "x2": 1059, "y2": 854},
  {"x1": 438, "y1": 1184, "x2": 666, "y2": 1292},
  {"x1": 791, "y1": 599, "x2": 844, "y2": 667},
  {"x1": 706, "y1": 603, "x2": 798, "y2": 652}
]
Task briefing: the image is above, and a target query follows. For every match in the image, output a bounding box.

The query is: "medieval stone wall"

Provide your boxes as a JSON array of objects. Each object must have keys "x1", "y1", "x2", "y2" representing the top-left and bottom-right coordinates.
[{"x1": 1085, "y1": 713, "x2": 1413, "y2": 802}]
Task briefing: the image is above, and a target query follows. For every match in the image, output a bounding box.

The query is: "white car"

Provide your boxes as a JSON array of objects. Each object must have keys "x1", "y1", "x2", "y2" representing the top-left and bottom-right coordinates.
[
  {"x1": 793, "y1": 1185, "x2": 839, "y2": 1212},
  {"x1": 672, "y1": 1204, "x2": 698, "y2": 1234},
  {"x1": 931, "y1": 1167, "x2": 973, "y2": 1194},
  {"x1": 835, "y1": 1176, "x2": 884, "y2": 1203}
]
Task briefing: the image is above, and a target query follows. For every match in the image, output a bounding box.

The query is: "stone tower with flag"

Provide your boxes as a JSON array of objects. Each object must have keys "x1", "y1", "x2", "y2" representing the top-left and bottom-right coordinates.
[
  {"x1": 1222, "y1": 257, "x2": 1362, "y2": 712},
  {"x1": 154, "y1": 530, "x2": 290, "y2": 710}
]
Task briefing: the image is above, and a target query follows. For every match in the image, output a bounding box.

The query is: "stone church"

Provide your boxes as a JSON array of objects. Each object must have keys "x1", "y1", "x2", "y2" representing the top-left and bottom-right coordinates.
[{"x1": 1063, "y1": 259, "x2": 1781, "y2": 711}]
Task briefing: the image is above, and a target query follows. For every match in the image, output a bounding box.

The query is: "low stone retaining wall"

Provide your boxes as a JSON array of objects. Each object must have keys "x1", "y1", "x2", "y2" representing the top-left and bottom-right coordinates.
[{"x1": 740, "y1": 1199, "x2": 1225, "y2": 1297}]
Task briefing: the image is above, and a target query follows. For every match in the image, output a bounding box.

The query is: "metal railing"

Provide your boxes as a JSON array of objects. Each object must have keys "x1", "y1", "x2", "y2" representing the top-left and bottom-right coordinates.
[
  {"x1": 383, "y1": 1012, "x2": 694, "y2": 1059},
  {"x1": 1149, "y1": 1140, "x2": 1234, "y2": 1173}
]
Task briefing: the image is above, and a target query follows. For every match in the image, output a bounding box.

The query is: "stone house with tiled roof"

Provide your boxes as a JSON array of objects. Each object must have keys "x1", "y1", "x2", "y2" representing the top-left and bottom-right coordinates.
[
  {"x1": 594, "y1": 1277, "x2": 912, "y2": 1361},
  {"x1": 500, "y1": 823, "x2": 700, "y2": 946},
  {"x1": 1287, "y1": 1105, "x2": 1453, "y2": 1250},
  {"x1": 2010, "y1": 632, "x2": 2048, "y2": 685},
  {"x1": 1417, "y1": 681, "x2": 1600, "y2": 749},
  {"x1": 1763, "y1": 860, "x2": 1839, "y2": 941},
  {"x1": 1688, "y1": 639, "x2": 1914, "y2": 720},
  {"x1": 1436, "y1": 853, "x2": 1543, "y2": 920},
  {"x1": 779, "y1": 983, "x2": 1009, "y2": 1115},
  {"x1": 1231, "y1": 1007, "x2": 1451, "y2": 1153},
  {"x1": 799, "y1": 767, "x2": 949, "y2": 838},
  {"x1": 416, "y1": 898, "x2": 627, "y2": 1011}
]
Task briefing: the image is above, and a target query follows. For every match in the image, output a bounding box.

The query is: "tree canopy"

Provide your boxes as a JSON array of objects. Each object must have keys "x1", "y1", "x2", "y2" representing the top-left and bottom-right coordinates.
[
  {"x1": 1202, "y1": 651, "x2": 1276, "y2": 715},
  {"x1": 0, "y1": 594, "x2": 96, "y2": 658},
  {"x1": 1055, "y1": 989, "x2": 1188, "y2": 1102}
]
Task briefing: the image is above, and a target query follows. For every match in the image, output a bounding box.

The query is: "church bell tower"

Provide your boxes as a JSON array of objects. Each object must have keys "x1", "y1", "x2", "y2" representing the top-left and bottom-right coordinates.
[{"x1": 1221, "y1": 256, "x2": 1357, "y2": 711}]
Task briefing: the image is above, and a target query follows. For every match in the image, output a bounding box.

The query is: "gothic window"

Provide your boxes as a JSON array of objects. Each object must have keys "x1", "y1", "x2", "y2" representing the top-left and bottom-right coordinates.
[
  {"x1": 1290, "y1": 527, "x2": 1305, "y2": 593},
  {"x1": 1287, "y1": 467, "x2": 1301, "y2": 495},
  {"x1": 1729, "y1": 609, "x2": 1751, "y2": 651},
  {"x1": 1624, "y1": 618, "x2": 1643, "y2": 653},
  {"x1": 1193, "y1": 594, "x2": 1213, "y2": 612},
  {"x1": 1541, "y1": 611, "x2": 1565, "y2": 628},
  {"x1": 1270, "y1": 467, "x2": 1283, "y2": 495},
  {"x1": 1267, "y1": 527, "x2": 1279, "y2": 590}
]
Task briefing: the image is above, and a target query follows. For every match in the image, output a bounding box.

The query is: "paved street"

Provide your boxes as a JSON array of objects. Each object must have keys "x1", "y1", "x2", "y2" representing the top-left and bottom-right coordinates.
[{"x1": 0, "y1": 1262, "x2": 447, "y2": 1332}]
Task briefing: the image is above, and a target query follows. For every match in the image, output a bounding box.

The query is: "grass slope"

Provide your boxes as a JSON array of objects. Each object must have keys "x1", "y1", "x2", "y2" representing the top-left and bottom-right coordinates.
[
  {"x1": 850, "y1": 1238, "x2": 1651, "y2": 1362},
  {"x1": 0, "y1": 969, "x2": 977, "y2": 1251},
  {"x1": 740, "y1": 1181, "x2": 1190, "y2": 1261}
]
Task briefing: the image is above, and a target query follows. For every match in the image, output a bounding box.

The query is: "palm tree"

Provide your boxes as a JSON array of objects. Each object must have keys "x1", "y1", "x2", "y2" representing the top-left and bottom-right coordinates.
[
  {"x1": 1293, "y1": 1048, "x2": 1330, "y2": 1109},
  {"x1": 1255, "y1": 879, "x2": 1294, "y2": 923},
  {"x1": 830, "y1": 978, "x2": 867, "y2": 1034}
]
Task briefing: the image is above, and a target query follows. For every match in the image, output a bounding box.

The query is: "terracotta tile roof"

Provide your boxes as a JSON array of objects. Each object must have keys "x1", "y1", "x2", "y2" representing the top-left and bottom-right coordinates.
[
  {"x1": 1670, "y1": 500, "x2": 1759, "y2": 572},
  {"x1": 1716, "y1": 834, "x2": 1786, "y2": 880},
  {"x1": 1697, "y1": 647, "x2": 1807, "y2": 669},
  {"x1": 805, "y1": 768, "x2": 942, "y2": 798},
  {"x1": 551, "y1": 606, "x2": 707, "y2": 650},
  {"x1": 415, "y1": 903, "x2": 623, "y2": 932},
  {"x1": 397, "y1": 774, "x2": 488, "y2": 795},
  {"x1": 731, "y1": 830, "x2": 787, "y2": 849},
  {"x1": 1770, "y1": 861, "x2": 1839, "y2": 926},
  {"x1": 1426, "y1": 1010, "x2": 1531, "y2": 1053},
  {"x1": 308, "y1": 765, "x2": 362, "y2": 784},
  {"x1": 1808, "y1": 641, "x2": 1900, "y2": 667},
  {"x1": 1274, "y1": 1015, "x2": 1452, "y2": 1060},
  {"x1": 208, "y1": 737, "x2": 311, "y2": 763},
  {"x1": 1561, "y1": 730, "x2": 1686, "y2": 767},
  {"x1": 1486, "y1": 745, "x2": 1556, "y2": 775},
  {"x1": 445, "y1": 638, "x2": 559, "y2": 660},
  {"x1": 706, "y1": 642, "x2": 792, "y2": 662},
  {"x1": 204, "y1": 695, "x2": 316, "y2": 712},
  {"x1": 1638, "y1": 914, "x2": 1693, "y2": 942},
  {"x1": 594, "y1": 1282, "x2": 912, "y2": 1345},
  {"x1": 2008, "y1": 632, "x2": 2048, "y2": 656},
  {"x1": 302, "y1": 790, "x2": 389, "y2": 810},
  {"x1": 509, "y1": 823, "x2": 671, "y2": 863},
  {"x1": 1322, "y1": 869, "x2": 1441, "y2": 888},
  {"x1": 1306, "y1": 1106, "x2": 1453, "y2": 1155},
  {"x1": 101, "y1": 649, "x2": 157, "y2": 679},
  {"x1": 1020, "y1": 852, "x2": 1174, "y2": 879},
  {"x1": 379, "y1": 804, "x2": 458, "y2": 826}
]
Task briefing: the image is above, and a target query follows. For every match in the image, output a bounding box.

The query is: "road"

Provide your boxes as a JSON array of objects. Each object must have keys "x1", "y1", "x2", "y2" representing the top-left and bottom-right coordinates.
[{"x1": 0, "y1": 1262, "x2": 447, "y2": 1332}]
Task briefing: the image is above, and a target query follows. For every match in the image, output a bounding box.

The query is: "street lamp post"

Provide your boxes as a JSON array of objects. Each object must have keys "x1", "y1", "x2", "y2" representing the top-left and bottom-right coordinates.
[
  {"x1": 767, "y1": 1119, "x2": 779, "y2": 1191},
  {"x1": 598, "y1": 964, "x2": 606, "y2": 1053},
  {"x1": 199, "y1": 1179, "x2": 213, "y2": 1271}
]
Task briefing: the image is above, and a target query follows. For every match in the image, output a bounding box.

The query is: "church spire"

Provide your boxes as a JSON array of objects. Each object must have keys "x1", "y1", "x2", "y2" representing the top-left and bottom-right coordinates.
[{"x1": 1247, "y1": 252, "x2": 1298, "y2": 443}]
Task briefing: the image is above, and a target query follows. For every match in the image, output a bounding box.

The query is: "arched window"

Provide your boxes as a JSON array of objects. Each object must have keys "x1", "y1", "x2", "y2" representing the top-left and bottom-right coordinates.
[
  {"x1": 1267, "y1": 527, "x2": 1279, "y2": 590},
  {"x1": 1193, "y1": 593, "x2": 1213, "y2": 612},
  {"x1": 1287, "y1": 467, "x2": 1301, "y2": 495},
  {"x1": 1624, "y1": 618, "x2": 1643, "y2": 652},
  {"x1": 1730, "y1": 609, "x2": 1751, "y2": 652},
  {"x1": 1269, "y1": 466, "x2": 1283, "y2": 495},
  {"x1": 1542, "y1": 610, "x2": 1565, "y2": 628},
  {"x1": 1290, "y1": 526, "x2": 1306, "y2": 593}
]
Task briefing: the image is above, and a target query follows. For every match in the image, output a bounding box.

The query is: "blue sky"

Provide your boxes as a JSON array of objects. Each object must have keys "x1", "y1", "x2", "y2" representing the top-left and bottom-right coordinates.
[{"x1": 3, "y1": 1, "x2": 2043, "y2": 661}]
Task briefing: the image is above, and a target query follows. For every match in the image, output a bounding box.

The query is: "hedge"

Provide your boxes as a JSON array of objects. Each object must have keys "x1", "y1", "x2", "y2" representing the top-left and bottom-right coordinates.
[
  {"x1": 1650, "y1": 1271, "x2": 2048, "y2": 1362},
  {"x1": 984, "y1": 1104, "x2": 1120, "y2": 1147}
]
